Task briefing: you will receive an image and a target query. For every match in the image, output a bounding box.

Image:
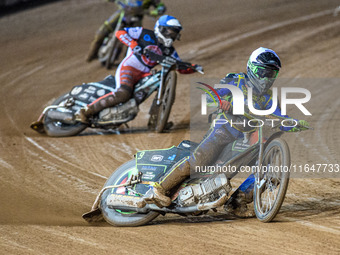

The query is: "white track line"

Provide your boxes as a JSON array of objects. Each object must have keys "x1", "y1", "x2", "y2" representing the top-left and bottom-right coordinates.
[
  {"x1": 31, "y1": 226, "x2": 108, "y2": 249},
  {"x1": 25, "y1": 137, "x2": 79, "y2": 167},
  {"x1": 5, "y1": 65, "x2": 45, "y2": 87},
  {"x1": 88, "y1": 171, "x2": 107, "y2": 180},
  {"x1": 2, "y1": 65, "x2": 46, "y2": 133},
  {"x1": 0, "y1": 236, "x2": 37, "y2": 254},
  {"x1": 25, "y1": 137, "x2": 105, "y2": 180},
  {"x1": 0, "y1": 158, "x2": 14, "y2": 170},
  {"x1": 185, "y1": 9, "x2": 334, "y2": 58},
  {"x1": 281, "y1": 216, "x2": 340, "y2": 235},
  {"x1": 5, "y1": 66, "x2": 107, "y2": 181}
]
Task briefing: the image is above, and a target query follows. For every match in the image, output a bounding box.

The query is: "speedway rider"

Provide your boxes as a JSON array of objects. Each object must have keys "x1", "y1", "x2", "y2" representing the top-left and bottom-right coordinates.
[
  {"x1": 77, "y1": 15, "x2": 203, "y2": 123},
  {"x1": 86, "y1": 0, "x2": 167, "y2": 62},
  {"x1": 144, "y1": 47, "x2": 310, "y2": 215}
]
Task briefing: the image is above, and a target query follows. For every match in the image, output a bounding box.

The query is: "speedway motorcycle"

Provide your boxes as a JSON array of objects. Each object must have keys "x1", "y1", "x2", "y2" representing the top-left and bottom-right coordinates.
[
  {"x1": 83, "y1": 113, "x2": 310, "y2": 227},
  {"x1": 30, "y1": 50, "x2": 203, "y2": 137},
  {"x1": 98, "y1": 0, "x2": 157, "y2": 69}
]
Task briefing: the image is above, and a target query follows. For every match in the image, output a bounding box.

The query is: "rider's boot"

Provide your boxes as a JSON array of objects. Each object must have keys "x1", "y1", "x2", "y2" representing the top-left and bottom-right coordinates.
[
  {"x1": 75, "y1": 87, "x2": 132, "y2": 123},
  {"x1": 225, "y1": 189, "x2": 254, "y2": 218},
  {"x1": 86, "y1": 24, "x2": 111, "y2": 62},
  {"x1": 75, "y1": 105, "x2": 95, "y2": 124},
  {"x1": 144, "y1": 157, "x2": 190, "y2": 208},
  {"x1": 144, "y1": 125, "x2": 235, "y2": 208}
]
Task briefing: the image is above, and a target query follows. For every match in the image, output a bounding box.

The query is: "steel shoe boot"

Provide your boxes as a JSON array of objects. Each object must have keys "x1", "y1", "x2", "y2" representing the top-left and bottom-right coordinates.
[{"x1": 144, "y1": 183, "x2": 171, "y2": 208}]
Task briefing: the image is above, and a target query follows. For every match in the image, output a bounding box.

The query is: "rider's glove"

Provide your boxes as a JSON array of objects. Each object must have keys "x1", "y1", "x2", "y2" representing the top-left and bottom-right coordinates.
[
  {"x1": 287, "y1": 120, "x2": 310, "y2": 132},
  {"x1": 193, "y1": 64, "x2": 204, "y2": 73},
  {"x1": 220, "y1": 100, "x2": 231, "y2": 112},
  {"x1": 149, "y1": 9, "x2": 159, "y2": 16},
  {"x1": 157, "y1": 5, "x2": 166, "y2": 15},
  {"x1": 298, "y1": 120, "x2": 310, "y2": 130},
  {"x1": 132, "y1": 45, "x2": 142, "y2": 55}
]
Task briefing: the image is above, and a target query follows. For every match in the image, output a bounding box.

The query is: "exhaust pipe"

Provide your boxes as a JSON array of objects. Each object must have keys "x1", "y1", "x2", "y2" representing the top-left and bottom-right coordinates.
[
  {"x1": 46, "y1": 110, "x2": 75, "y2": 124},
  {"x1": 106, "y1": 193, "x2": 228, "y2": 214}
]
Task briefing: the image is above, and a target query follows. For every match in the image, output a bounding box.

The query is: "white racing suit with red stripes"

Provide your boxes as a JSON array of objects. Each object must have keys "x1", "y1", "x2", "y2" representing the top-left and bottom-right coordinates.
[{"x1": 83, "y1": 27, "x2": 194, "y2": 118}]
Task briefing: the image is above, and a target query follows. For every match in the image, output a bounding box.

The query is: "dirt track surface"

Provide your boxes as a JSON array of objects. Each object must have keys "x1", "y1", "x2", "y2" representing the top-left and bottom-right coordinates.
[{"x1": 1, "y1": 0, "x2": 340, "y2": 254}]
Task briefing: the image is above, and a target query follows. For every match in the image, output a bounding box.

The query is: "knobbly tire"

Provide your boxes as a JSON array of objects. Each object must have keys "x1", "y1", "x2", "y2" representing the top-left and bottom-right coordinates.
[
  {"x1": 254, "y1": 138, "x2": 290, "y2": 222},
  {"x1": 100, "y1": 160, "x2": 159, "y2": 227},
  {"x1": 43, "y1": 93, "x2": 87, "y2": 137},
  {"x1": 155, "y1": 70, "x2": 177, "y2": 133}
]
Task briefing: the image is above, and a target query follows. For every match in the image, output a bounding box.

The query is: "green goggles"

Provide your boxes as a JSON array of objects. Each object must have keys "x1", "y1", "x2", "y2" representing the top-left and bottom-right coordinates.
[{"x1": 250, "y1": 64, "x2": 279, "y2": 80}]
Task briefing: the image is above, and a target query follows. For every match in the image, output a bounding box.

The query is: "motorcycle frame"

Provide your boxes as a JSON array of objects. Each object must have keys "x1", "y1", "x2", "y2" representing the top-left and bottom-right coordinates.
[
  {"x1": 37, "y1": 56, "x2": 178, "y2": 130},
  {"x1": 106, "y1": 124, "x2": 285, "y2": 214}
]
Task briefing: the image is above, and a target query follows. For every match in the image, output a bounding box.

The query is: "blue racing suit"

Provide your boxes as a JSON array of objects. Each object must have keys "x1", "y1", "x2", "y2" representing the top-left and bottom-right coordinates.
[
  {"x1": 213, "y1": 72, "x2": 294, "y2": 193},
  {"x1": 157, "y1": 72, "x2": 294, "y2": 199},
  {"x1": 215, "y1": 73, "x2": 292, "y2": 193},
  {"x1": 213, "y1": 72, "x2": 294, "y2": 138}
]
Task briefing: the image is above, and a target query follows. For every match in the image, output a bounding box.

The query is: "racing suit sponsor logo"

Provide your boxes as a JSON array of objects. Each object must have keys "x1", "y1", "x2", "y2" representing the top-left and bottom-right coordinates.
[{"x1": 151, "y1": 155, "x2": 164, "y2": 162}]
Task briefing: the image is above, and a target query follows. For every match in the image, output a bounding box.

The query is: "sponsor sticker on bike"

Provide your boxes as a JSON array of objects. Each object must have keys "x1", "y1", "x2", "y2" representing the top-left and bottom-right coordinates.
[{"x1": 151, "y1": 155, "x2": 163, "y2": 162}]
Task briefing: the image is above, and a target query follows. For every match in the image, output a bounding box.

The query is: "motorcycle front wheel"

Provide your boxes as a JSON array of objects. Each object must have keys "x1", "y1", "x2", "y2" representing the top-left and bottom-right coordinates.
[
  {"x1": 253, "y1": 138, "x2": 290, "y2": 222},
  {"x1": 43, "y1": 93, "x2": 87, "y2": 137},
  {"x1": 155, "y1": 70, "x2": 177, "y2": 133},
  {"x1": 100, "y1": 160, "x2": 159, "y2": 227},
  {"x1": 105, "y1": 38, "x2": 122, "y2": 69}
]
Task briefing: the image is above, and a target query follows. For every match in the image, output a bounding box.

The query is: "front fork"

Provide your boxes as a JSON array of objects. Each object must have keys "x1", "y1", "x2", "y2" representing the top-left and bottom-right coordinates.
[
  {"x1": 156, "y1": 64, "x2": 173, "y2": 105},
  {"x1": 156, "y1": 66, "x2": 165, "y2": 105},
  {"x1": 256, "y1": 126, "x2": 266, "y2": 189}
]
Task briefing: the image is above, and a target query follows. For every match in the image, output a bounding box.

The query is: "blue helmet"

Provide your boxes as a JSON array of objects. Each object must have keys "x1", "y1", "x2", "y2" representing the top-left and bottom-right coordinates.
[{"x1": 154, "y1": 15, "x2": 182, "y2": 47}]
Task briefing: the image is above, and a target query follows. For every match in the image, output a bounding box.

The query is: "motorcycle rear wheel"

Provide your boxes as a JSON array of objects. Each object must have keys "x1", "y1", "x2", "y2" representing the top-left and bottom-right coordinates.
[
  {"x1": 155, "y1": 70, "x2": 177, "y2": 133},
  {"x1": 100, "y1": 160, "x2": 159, "y2": 227},
  {"x1": 43, "y1": 93, "x2": 87, "y2": 137},
  {"x1": 254, "y1": 138, "x2": 290, "y2": 222}
]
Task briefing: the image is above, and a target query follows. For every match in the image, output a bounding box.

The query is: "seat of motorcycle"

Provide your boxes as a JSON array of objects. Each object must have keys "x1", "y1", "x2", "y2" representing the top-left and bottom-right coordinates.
[
  {"x1": 95, "y1": 75, "x2": 116, "y2": 89},
  {"x1": 177, "y1": 140, "x2": 199, "y2": 150},
  {"x1": 70, "y1": 75, "x2": 117, "y2": 104}
]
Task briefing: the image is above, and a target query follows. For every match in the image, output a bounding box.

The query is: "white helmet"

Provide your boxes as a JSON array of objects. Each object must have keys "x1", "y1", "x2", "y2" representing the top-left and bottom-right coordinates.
[
  {"x1": 154, "y1": 15, "x2": 182, "y2": 47},
  {"x1": 247, "y1": 47, "x2": 281, "y2": 95}
]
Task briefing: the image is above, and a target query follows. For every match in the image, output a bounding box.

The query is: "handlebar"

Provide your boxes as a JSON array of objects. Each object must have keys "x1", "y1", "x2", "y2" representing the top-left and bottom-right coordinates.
[{"x1": 143, "y1": 48, "x2": 204, "y2": 74}]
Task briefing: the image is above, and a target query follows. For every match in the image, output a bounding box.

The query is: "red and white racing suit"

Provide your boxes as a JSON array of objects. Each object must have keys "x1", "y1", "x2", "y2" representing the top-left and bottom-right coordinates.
[
  {"x1": 85, "y1": 27, "x2": 195, "y2": 117},
  {"x1": 114, "y1": 26, "x2": 194, "y2": 90}
]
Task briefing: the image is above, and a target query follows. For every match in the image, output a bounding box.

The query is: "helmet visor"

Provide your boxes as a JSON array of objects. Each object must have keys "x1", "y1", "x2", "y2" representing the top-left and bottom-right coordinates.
[
  {"x1": 253, "y1": 66, "x2": 279, "y2": 80},
  {"x1": 162, "y1": 27, "x2": 181, "y2": 40}
]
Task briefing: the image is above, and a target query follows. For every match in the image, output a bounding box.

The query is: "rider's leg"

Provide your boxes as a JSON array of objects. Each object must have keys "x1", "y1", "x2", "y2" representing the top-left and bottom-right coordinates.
[
  {"x1": 225, "y1": 174, "x2": 255, "y2": 217},
  {"x1": 86, "y1": 11, "x2": 119, "y2": 62},
  {"x1": 77, "y1": 86, "x2": 132, "y2": 123},
  {"x1": 144, "y1": 124, "x2": 236, "y2": 207},
  {"x1": 77, "y1": 57, "x2": 148, "y2": 123}
]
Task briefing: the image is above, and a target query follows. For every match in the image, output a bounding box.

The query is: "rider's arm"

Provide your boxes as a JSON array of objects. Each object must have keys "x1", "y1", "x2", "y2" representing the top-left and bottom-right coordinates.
[
  {"x1": 263, "y1": 94, "x2": 297, "y2": 132},
  {"x1": 216, "y1": 74, "x2": 239, "y2": 98},
  {"x1": 171, "y1": 50, "x2": 197, "y2": 74},
  {"x1": 143, "y1": 0, "x2": 166, "y2": 11},
  {"x1": 205, "y1": 76, "x2": 236, "y2": 108},
  {"x1": 142, "y1": 0, "x2": 153, "y2": 9},
  {"x1": 148, "y1": 2, "x2": 166, "y2": 16},
  {"x1": 177, "y1": 64, "x2": 196, "y2": 74},
  {"x1": 116, "y1": 27, "x2": 143, "y2": 49}
]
